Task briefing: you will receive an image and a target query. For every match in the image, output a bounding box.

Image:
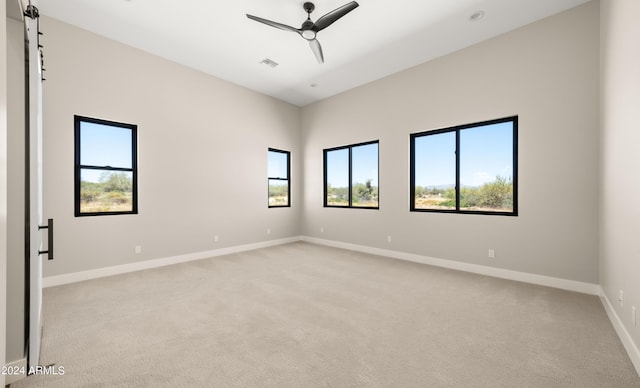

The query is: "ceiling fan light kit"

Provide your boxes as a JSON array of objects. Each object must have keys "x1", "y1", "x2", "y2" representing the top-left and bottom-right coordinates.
[{"x1": 246, "y1": 1, "x2": 359, "y2": 64}]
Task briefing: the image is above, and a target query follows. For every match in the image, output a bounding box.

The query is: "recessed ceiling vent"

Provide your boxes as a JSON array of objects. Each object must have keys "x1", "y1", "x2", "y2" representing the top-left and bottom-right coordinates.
[
  {"x1": 470, "y1": 10, "x2": 485, "y2": 21},
  {"x1": 259, "y1": 58, "x2": 279, "y2": 68}
]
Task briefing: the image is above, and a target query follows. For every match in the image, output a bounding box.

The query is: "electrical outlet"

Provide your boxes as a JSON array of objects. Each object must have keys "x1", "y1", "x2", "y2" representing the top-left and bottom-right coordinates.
[
  {"x1": 632, "y1": 306, "x2": 637, "y2": 326},
  {"x1": 135, "y1": 246, "x2": 142, "y2": 254},
  {"x1": 488, "y1": 249, "x2": 495, "y2": 258},
  {"x1": 387, "y1": 235, "x2": 392, "y2": 243},
  {"x1": 214, "y1": 235, "x2": 219, "y2": 243},
  {"x1": 619, "y1": 290, "x2": 624, "y2": 307},
  {"x1": 267, "y1": 228, "x2": 271, "y2": 235},
  {"x1": 320, "y1": 227, "x2": 324, "y2": 233}
]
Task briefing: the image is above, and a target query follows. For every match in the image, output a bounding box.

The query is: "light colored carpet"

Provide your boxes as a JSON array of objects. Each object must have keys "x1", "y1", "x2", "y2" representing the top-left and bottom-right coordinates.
[{"x1": 10, "y1": 242, "x2": 640, "y2": 387}]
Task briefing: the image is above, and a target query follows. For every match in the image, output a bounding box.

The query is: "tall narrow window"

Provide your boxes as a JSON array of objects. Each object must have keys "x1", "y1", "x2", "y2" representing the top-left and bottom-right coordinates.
[
  {"x1": 324, "y1": 141, "x2": 379, "y2": 209},
  {"x1": 74, "y1": 116, "x2": 138, "y2": 216},
  {"x1": 410, "y1": 116, "x2": 517, "y2": 216},
  {"x1": 412, "y1": 131, "x2": 456, "y2": 211},
  {"x1": 325, "y1": 148, "x2": 349, "y2": 206},
  {"x1": 268, "y1": 148, "x2": 290, "y2": 207}
]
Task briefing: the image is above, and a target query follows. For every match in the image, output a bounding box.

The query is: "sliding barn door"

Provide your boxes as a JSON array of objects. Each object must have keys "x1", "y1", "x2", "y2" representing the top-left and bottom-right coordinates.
[{"x1": 24, "y1": 0, "x2": 47, "y2": 369}]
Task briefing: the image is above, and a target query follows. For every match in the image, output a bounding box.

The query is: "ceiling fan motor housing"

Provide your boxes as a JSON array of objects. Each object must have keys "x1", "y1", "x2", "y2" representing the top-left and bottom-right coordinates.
[{"x1": 303, "y1": 2, "x2": 315, "y2": 14}]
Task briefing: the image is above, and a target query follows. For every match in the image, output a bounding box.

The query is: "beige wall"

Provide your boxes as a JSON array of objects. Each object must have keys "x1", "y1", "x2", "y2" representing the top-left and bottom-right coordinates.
[
  {"x1": 40, "y1": 16, "x2": 302, "y2": 277},
  {"x1": 301, "y1": 2, "x2": 600, "y2": 283},
  {"x1": 600, "y1": 0, "x2": 640, "y2": 359}
]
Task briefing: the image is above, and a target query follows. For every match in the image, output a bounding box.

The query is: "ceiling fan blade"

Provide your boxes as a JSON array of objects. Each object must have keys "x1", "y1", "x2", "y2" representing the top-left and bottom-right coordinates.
[
  {"x1": 246, "y1": 14, "x2": 300, "y2": 34},
  {"x1": 314, "y1": 1, "x2": 359, "y2": 31},
  {"x1": 309, "y1": 39, "x2": 324, "y2": 64}
]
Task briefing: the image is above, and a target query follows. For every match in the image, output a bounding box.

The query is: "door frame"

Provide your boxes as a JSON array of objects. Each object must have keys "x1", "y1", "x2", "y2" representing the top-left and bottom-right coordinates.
[{"x1": 1, "y1": 3, "x2": 9, "y2": 385}]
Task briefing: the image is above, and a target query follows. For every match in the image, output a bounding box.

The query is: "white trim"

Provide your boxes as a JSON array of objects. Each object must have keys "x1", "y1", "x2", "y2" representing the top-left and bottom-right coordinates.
[
  {"x1": 40, "y1": 235, "x2": 640, "y2": 377},
  {"x1": 599, "y1": 287, "x2": 640, "y2": 376},
  {"x1": 3, "y1": 358, "x2": 27, "y2": 384},
  {"x1": 45, "y1": 235, "x2": 600, "y2": 292},
  {"x1": 44, "y1": 235, "x2": 601, "y2": 294},
  {"x1": 301, "y1": 236, "x2": 600, "y2": 295},
  {"x1": 43, "y1": 237, "x2": 301, "y2": 288}
]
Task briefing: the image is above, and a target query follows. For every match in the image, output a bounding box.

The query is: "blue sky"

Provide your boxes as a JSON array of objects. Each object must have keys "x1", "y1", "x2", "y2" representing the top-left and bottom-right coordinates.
[
  {"x1": 81, "y1": 120, "x2": 510, "y2": 189},
  {"x1": 268, "y1": 150, "x2": 288, "y2": 179},
  {"x1": 80, "y1": 121, "x2": 133, "y2": 183},
  {"x1": 414, "y1": 121, "x2": 514, "y2": 188},
  {"x1": 326, "y1": 143, "x2": 378, "y2": 188},
  {"x1": 325, "y1": 121, "x2": 512, "y2": 190}
]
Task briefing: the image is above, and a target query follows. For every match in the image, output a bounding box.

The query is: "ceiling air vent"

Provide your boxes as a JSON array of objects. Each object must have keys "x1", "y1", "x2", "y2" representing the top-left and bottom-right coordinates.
[{"x1": 259, "y1": 58, "x2": 279, "y2": 68}]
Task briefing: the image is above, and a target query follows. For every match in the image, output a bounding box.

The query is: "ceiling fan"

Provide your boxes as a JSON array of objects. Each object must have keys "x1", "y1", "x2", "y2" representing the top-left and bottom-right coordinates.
[{"x1": 246, "y1": 1, "x2": 359, "y2": 64}]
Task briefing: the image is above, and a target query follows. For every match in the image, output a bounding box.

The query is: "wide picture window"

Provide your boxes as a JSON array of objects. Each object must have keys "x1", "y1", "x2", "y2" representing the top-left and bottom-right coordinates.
[
  {"x1": 324, "y1": 141, "x2": 379, "y2": 209},
  {"x1": 410, "y1": 116, "x2": 517, "y2": 216},
  {"x1": 74, "y1": 115, "x2": 138, "y2": 216}
]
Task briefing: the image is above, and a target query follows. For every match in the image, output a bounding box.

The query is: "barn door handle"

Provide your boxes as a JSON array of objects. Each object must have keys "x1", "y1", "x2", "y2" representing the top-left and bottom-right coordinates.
[{"x1": 38, "y1": 218, "x2": 54, "y2": 260}]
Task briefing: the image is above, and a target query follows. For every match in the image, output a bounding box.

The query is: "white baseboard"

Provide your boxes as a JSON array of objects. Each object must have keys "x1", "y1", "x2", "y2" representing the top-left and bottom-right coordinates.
[
  {"x1": 599, "y1": 287, "x2": 640, "y2": 376},
  {"x1": 44, "y1": 235, "x2": 600, "y2": 293},
  {"x1": 40, "y1": 235, "x2": 637, "y2": 377},
  {"x1": 301, "y1": 236, "x2": 600, "y2": 295},
  {"x1": 3, "y1": 358, "x2": 27, "y2": 384},
  {"x1": 301, "y1": 237, "x2": 640, "y2": 373},
  {"x1": 43, "y1": 236, "x2": 302, "y2": 288}
]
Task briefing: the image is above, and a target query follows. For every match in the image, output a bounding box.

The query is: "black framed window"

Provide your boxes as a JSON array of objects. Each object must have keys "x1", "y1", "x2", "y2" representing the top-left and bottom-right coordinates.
[
  {"x1": 268, "y1": 148, "x2": 290, "y2": 207},
  {"x1": 74, "y1": 115, "x2": 138, "y2": 216},
  {"x1": 324, "y1": 141, "x2": 379, "y2": 209},
  {"x1": 410, "y1": 116, "x2": 517, "y2": 216}
]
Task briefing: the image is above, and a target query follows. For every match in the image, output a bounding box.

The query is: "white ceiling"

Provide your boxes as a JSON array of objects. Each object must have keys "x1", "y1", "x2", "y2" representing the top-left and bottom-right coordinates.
[{"x1": 36, "y1": 0, "x2": 590, "y2": 107}]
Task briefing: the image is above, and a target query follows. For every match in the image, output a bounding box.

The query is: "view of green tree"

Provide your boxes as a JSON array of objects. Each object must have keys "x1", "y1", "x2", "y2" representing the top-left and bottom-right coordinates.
[
  {"x1": 100, "y1": 171, "x2": 132, "y2": 192},
  {"x1": 80, "y1": 172, "x2": 133, "y2": 213},
  {"x1": 268, "y1": 182, "x2": 289, "y2": 206},
  {"x1": 414, "y1": 176, "x2": 513, "y2": 212},
  {"x1": 352, "y1": 179, "x2": 379, "y2": 207},
  {"x1": 326, "y1": 184, "x2": 349, "y2": 206}
]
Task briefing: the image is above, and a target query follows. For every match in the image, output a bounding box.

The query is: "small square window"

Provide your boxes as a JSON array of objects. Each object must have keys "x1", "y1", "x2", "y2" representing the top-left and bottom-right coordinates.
[{"x1": 324, "y1": 141, "x2": 379, "y2": 209}]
